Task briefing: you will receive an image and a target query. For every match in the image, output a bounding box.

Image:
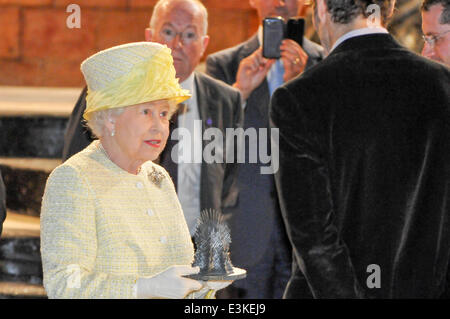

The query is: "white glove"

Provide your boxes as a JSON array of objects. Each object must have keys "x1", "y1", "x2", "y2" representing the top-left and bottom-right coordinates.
[{"x1": 136, "y1": 265, "x2": 204, "y2": 299}]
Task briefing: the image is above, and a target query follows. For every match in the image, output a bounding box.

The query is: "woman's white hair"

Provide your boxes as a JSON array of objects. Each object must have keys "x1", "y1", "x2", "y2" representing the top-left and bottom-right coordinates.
[
  {"x1": 85, "y1": 107, "x2": 125, "y2": 138},
  {"x1": 85, "y1": 100, "x2": 179, "y2": 138}
]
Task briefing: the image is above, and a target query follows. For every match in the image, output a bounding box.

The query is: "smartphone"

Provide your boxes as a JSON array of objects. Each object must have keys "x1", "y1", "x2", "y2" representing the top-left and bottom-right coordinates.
[
  {"x1": 262, "y1": 17, "x2": 285, "y2": 59},
  {"x1": 286, "y1": 17, "x2": 305, "y2": 47}
]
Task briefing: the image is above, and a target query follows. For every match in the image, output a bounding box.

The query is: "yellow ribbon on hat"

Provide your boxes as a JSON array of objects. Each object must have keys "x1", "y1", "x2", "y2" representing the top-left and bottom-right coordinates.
[{"x1": 83, "y1": 46, "x2": 191, "y2": 121}]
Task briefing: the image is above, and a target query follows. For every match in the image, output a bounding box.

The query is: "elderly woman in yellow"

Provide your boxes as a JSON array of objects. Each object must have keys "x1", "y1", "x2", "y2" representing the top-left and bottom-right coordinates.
[{"x1": 40, "y1": 42, "x2": 204, "y2": 299}]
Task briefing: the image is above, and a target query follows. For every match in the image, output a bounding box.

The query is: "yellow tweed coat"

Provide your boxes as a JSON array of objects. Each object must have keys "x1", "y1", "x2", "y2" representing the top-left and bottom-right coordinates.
[{"x1": 40, "y1": 141, "x2": 194, "y2": 298}]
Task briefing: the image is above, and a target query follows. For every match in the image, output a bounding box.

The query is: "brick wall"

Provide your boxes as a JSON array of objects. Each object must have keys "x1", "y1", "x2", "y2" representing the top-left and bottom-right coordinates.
[{"x1": 0, "y1": 0, "x2": 259, "y2": 87}]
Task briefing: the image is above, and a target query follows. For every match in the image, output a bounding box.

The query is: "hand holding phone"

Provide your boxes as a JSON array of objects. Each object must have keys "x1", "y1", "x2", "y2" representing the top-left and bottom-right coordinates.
[
  {"x1": 279, "y1": 39, "x2": 309, "y2": 82},
  {"x1": 234, "y1": 48, "x2": 275, "y2": 100},
  {"x1": 262, "y1": 17, "x2": 305, "y2": 59}
]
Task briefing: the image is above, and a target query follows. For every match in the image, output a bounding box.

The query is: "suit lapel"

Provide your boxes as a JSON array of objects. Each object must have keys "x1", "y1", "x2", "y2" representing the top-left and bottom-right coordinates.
[
  {"x1": 194, "y1": 72, "x2": 207, "y2": 122},
  {"x1": 238, "y1": 34, "x2": 260, "y2": 61},
  {"x1": 193, "y1": 72, "x2": 218, "y2": 211},
  {"x1": 194, "y1": 72, "x2": 217, "y2": 130}
]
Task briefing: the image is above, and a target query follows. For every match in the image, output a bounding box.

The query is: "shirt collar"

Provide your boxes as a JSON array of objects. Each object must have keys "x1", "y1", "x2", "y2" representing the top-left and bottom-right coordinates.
[
  {"x1": 180, "y1": 72, "x2": 195, "y2": 93},
  {"x1": 329, "y1": 26, "x2": 389, "y2": 53}
]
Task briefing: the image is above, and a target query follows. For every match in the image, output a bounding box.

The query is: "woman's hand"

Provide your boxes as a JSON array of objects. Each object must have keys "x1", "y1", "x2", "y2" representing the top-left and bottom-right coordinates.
[{"x1": 136, "y1": 265, "x2": 203, "y2": 299}]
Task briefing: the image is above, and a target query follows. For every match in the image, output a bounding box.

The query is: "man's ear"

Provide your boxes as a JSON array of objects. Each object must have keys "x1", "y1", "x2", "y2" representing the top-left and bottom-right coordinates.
[
  {"x1": 386, "y1": 0, "x2": 396, "y2": 20},
  {"x1": 316, "y1": 0, "x2": 328, "y2": 22},
  {"x1": 145, "y1": 27, "x2": 153, "y2": 42},
  {"x1": 201, "y1": 35, "x2": 210, "y2": 57}
]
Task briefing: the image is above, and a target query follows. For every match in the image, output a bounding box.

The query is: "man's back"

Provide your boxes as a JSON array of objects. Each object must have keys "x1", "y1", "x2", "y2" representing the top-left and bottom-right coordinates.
[{"x1": 271, "y1": 33, "x2": 450, "y2": 298}]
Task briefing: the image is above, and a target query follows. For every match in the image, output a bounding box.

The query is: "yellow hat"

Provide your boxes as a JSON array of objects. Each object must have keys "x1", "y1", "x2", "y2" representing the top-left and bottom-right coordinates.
[{"x1": 81, "y1": 42, "x2": 191, "y2": 121}]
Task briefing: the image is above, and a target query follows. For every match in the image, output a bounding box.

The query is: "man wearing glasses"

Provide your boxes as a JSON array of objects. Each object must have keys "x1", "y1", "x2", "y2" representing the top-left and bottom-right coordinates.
[
  {"x1": 422, "y1": 0, "x2": 450, "y2": 66},
  {"x1": 63, "y1": 0, "x2": 243, "y2": 238}
]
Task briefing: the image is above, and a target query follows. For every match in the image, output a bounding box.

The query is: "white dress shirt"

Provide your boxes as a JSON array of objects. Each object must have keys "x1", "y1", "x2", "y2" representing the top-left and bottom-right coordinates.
[{"x1": 177, "y1": 73, "x2": 202, "y2": 236}]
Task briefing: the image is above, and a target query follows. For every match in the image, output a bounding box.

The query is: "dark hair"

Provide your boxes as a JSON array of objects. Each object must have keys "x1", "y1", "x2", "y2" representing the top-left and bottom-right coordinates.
[
  {"x1": 422, "y1": 0, "x2": 450, "y2": 24},
  {"x1": 325, "y1": 0, "x2": 394, "y2": 25}
]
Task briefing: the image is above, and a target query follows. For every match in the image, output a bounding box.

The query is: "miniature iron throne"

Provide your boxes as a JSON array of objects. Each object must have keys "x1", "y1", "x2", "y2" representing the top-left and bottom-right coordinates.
[
  {"x1": 192, "y1": 209, "x2": 234, "y2": 275},
  {"x1": 186, "y1": 209, "x2": 246, "y2": 281}
]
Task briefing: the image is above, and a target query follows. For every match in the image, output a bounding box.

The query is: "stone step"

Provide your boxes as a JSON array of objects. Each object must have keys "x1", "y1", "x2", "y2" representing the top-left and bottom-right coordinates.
[
  {"x1": 0, "y1": 86, "x2": 81, "y2": 158},
  {"x1": 1, "y1": 212, "x2": 42, "y2": 285},
  {"x1": 1, "y1": 211, "x2": 40, "y2": 239},
  {"x1": 0, "y1": 237, "x2": 41, "y2": 262},
  {"x1": 0, "y1": 259, "x2": 43, "y2": 284},
  {"x1": 0, "y1": 158, "x2": 60, "y2": 217},
  {"x1": 0, "y1": 116, "x2": 68, "y2": 158},
  {"x1": 0, "y1": 86, "x2": 79, "y2": 117},
  {"x1": 0, "y1": 282, "x2": 46, "y2": 299}
]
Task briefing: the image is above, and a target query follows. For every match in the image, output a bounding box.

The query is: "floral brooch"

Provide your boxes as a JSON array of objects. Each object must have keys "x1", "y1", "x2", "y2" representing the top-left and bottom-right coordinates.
[{"x1": 148, "y1": 167, "x2": 165, "y2": 187}]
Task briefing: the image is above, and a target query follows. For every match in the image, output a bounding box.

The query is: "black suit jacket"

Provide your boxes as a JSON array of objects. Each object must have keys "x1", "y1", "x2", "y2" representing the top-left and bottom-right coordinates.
[
  {"x1": 62, "y1": 86, "x2": 92, "y2": 161},
  {"x1": 0, "y1": 170, "x2": 6, "y2": 236},
  {"x1": 270, "y1": 33, "x2": 450, "y2": 298},
  {"x1": 62, "y1": 71, "x2": 243, "y2": 215},
  {"x1": 205, "y1": 35, "x2": 325, "y2": 268}
]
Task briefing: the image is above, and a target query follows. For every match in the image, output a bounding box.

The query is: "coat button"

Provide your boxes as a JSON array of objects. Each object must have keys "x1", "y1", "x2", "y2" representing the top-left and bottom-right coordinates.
[
  {"x1": 136, "y1": 182, "x2": 144, "y2": 189},
  {"x1": 159, "y1": 236, "x2": 167, "y2": 244},
  {"x1": 147, "y1": 208, "x2": 154, "y2": 216}
]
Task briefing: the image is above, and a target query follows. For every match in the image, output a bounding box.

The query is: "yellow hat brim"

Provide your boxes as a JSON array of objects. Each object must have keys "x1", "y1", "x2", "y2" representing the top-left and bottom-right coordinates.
[{"x1": 83, "y1": 45, "x2": 191, "y2": 121}]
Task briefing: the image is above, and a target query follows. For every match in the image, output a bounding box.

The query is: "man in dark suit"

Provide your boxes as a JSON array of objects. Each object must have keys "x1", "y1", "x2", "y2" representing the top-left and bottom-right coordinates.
[
  {"x1": 62, "y1": 0, "x2": 243, "y2": 236},
  {"x1": 206, "y1": 0, "x2": 324, "y2": 298},
  {"x1": 0, "y1": 170, "x2": 6, "y2": 236},
  {"x1": 270, "y1": 0, "x2": 450, "y2": 298}
]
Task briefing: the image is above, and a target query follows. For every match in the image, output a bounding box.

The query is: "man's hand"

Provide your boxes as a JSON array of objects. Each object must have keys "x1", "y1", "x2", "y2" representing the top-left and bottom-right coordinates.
[
  {"x1": 280, "y1": 39, "x2": 308, "y2": 82},
  {"x1": 233, "y1": 47, "x2": 275, "y2": 101}
]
